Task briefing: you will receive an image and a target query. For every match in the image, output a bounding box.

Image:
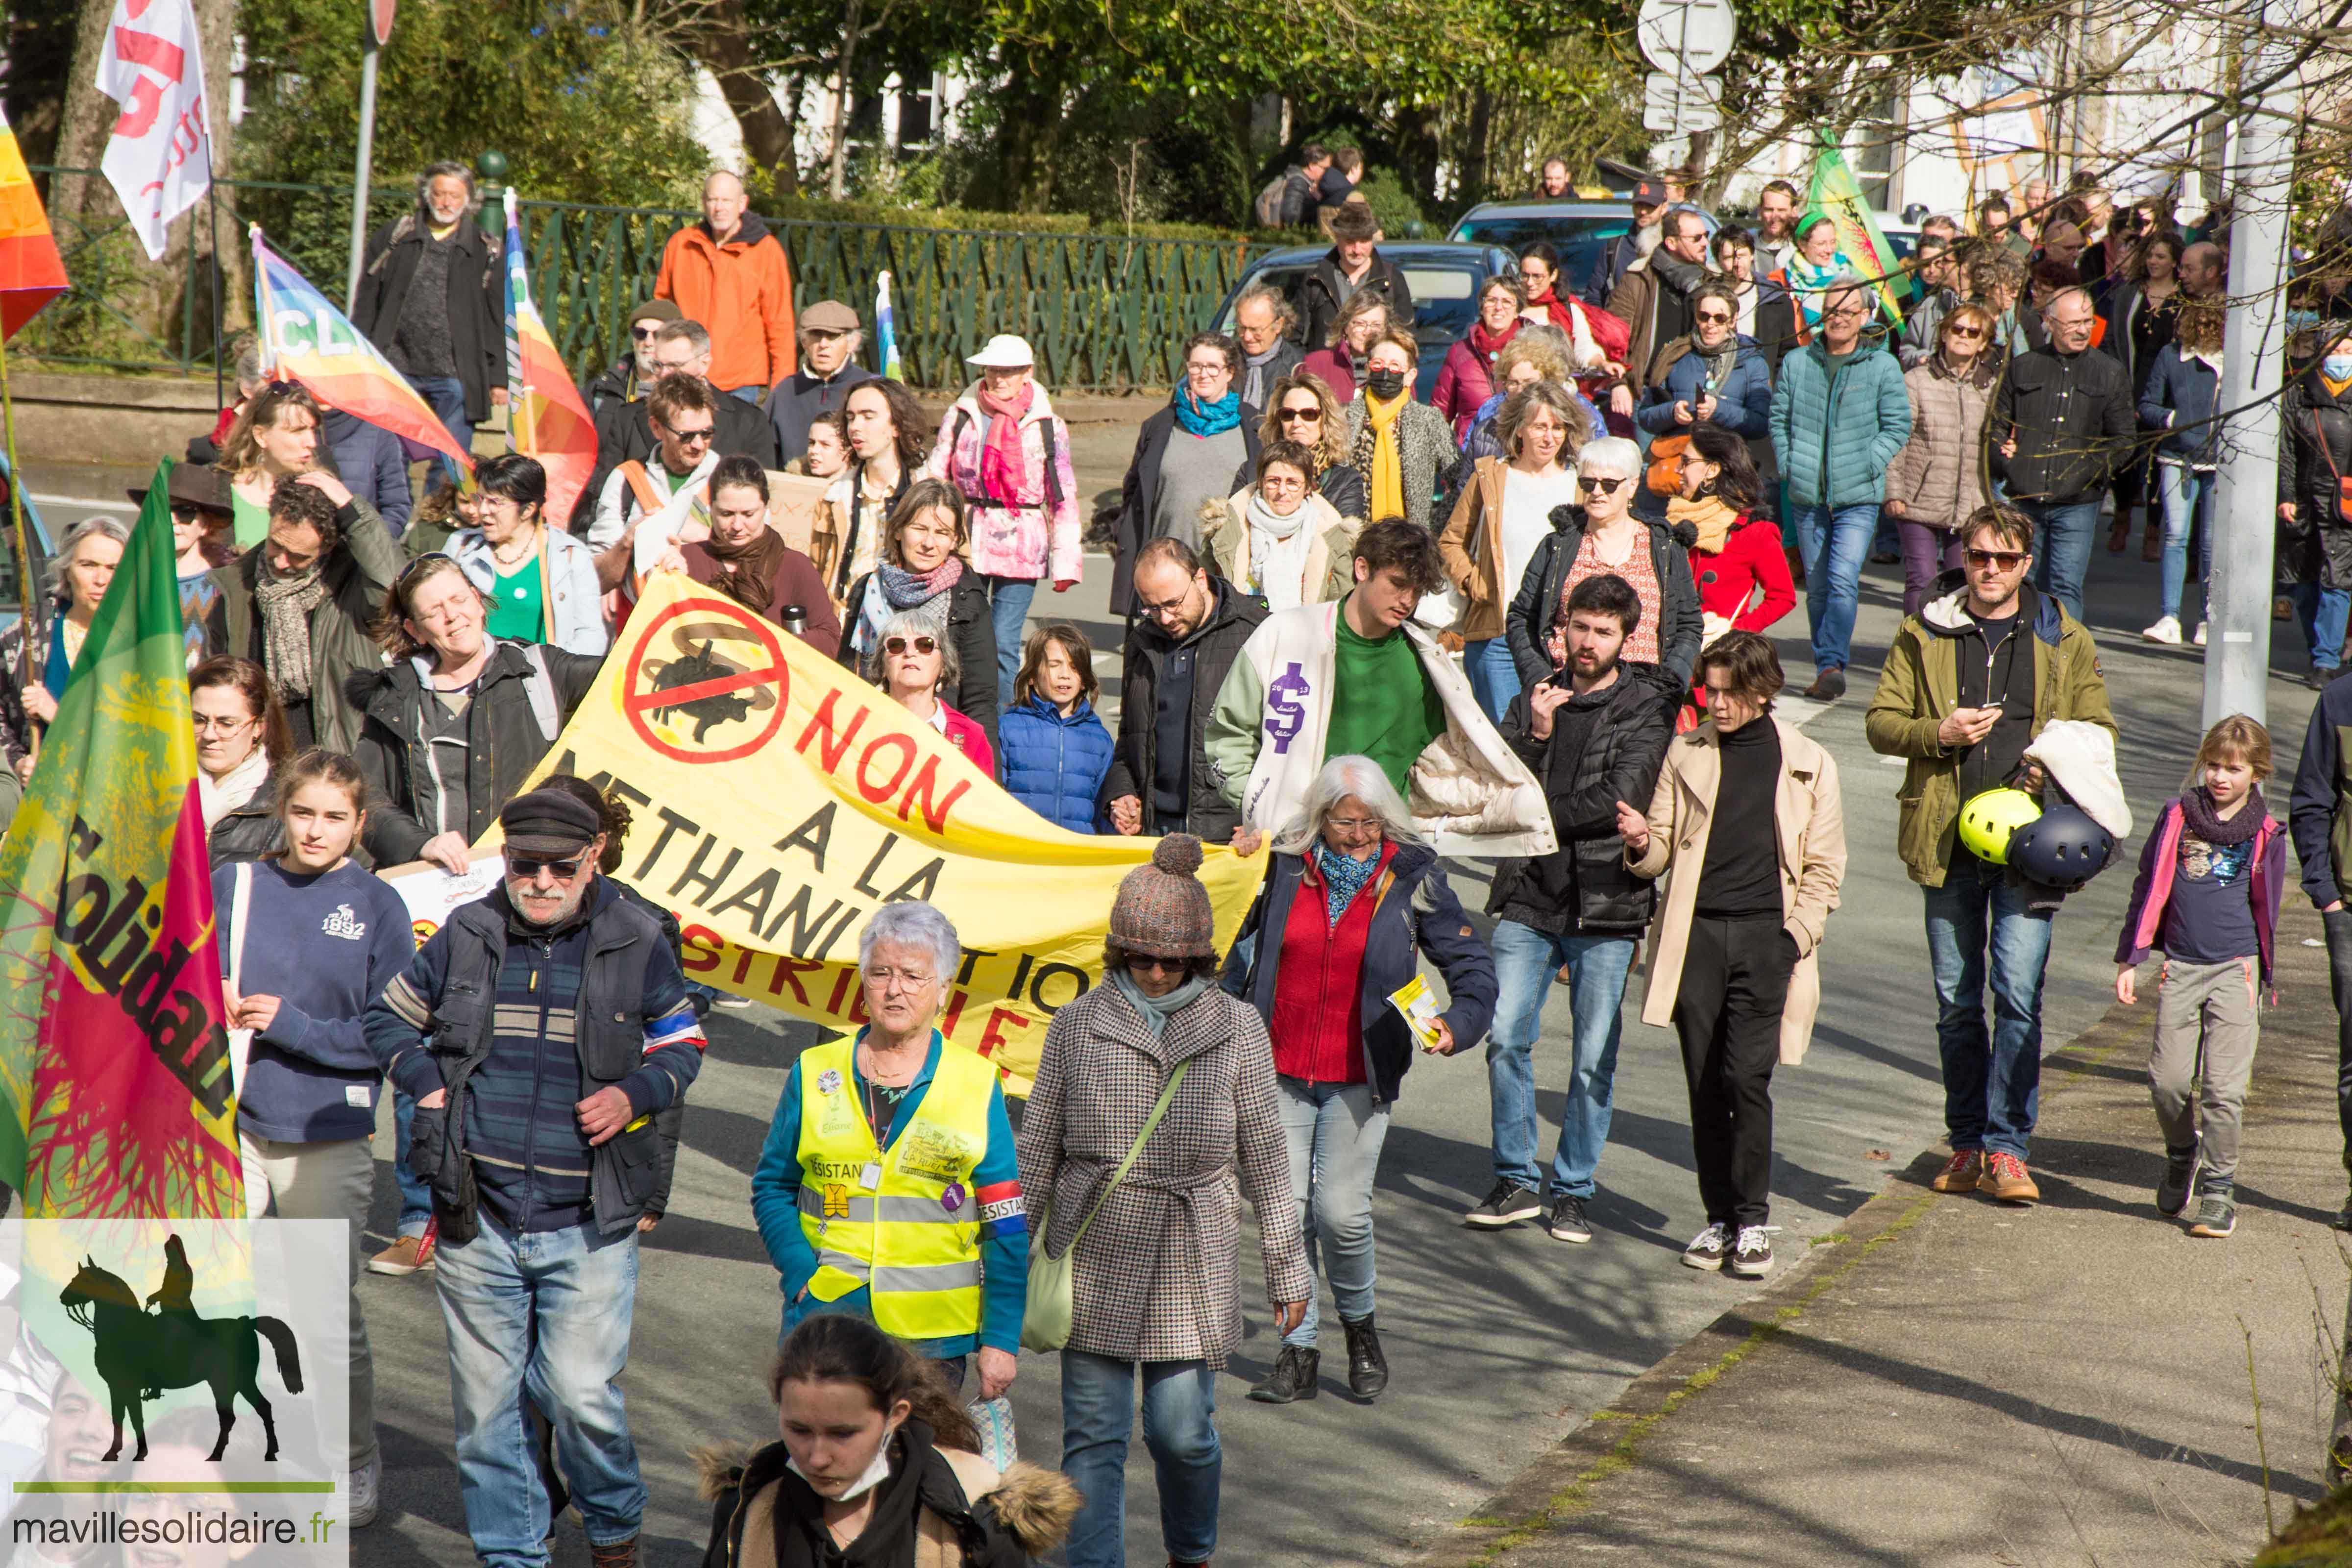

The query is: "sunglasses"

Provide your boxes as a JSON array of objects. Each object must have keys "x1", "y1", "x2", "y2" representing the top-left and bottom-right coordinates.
[
  {"x1": 509, "y1": 854, "x2": 587, "y2": 880},
  {"x1": 631, "y1": 324, "x2": 662, "y2": 341},
  {"x1": 883, "y1": 635, "x2": 940, "y2": 656},
  {"x1": 1965, "y1": 548, "x2": 2029, "y2": 569},
  {"x1": 665, "y1": 425, "x2": 716, "y2": 445},
  {"x1": 1577, "y1": 475, "x2": 1627, "y2": 495},
  {"x1": 1277, "y1": 406, "x2": 1321, "y2": 422},
  {"x1": 1694, "y1": 310, "x2": 1734, "y2": 324},
  {"x1": 1945, "y1": 325, "x2": 1986, "y2": 339}
]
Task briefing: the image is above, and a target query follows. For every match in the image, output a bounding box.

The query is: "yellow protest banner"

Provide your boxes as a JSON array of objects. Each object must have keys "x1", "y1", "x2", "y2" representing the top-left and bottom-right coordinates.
[{"x1": 516, "y1": 571, "x2": 1267, "y2": 1094}]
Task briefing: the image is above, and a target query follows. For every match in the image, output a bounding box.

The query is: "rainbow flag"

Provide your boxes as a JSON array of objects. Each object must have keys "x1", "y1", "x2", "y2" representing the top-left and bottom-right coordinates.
[
  {"x1": 877, "y1": 270, "x2": 905, "y2": 380},
  {"x1": 502, "y1": 192, "x2": 596, "y2": 525},
  {"x1": 251, "y1": 226, "x2": 473, "y2": 473},
  {"x1": 0, "y1": 462, "x2": 242, "y2": 1217},
  {"x1": 0, "y1": 105, "x2": 65, "y2": 341},
  {"x1": 1805, "y1": 132, "x2": 1906, "y2": 327}
]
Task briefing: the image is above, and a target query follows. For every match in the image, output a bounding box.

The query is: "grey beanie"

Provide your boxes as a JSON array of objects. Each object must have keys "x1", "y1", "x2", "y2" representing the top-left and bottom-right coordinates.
[{"x1": 1109, "y1": 835, "x2": 1216, "y2": 958}]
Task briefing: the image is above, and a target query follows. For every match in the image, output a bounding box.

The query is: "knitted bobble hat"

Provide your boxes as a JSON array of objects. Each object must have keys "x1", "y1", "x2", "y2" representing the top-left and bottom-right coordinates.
[{"x1": 1109, "y1": 834, "x2": 1216, "y2": 958}]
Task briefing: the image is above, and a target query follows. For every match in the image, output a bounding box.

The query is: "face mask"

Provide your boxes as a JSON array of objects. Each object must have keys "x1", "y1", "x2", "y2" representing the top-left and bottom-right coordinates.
[
  {"x1": 2325, "y1": 355, "x2": 2352, "y2": 381},
  {"x1": 789, "y1": 1420, "x2": 899, "y2": 1503},
  {"x1": 1365, "y1": 368, "x2": 1407, "y2": 401}
]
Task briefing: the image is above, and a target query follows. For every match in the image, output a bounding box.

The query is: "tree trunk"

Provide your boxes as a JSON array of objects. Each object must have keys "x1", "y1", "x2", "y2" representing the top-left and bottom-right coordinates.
[
  {"x1": 49, "y1": 0, "x2": 117, "y2": 225},
  {"x1": 827, "y1": 0, "x2": 861, "y2": 201},
  {"x1": 1392, "y1": 103, "x2": 1442, "y2": 216},
  {"x1": 1460, "y1": 88, "x2": 1494, "y2": 205},
  {"x1": 687, "y1": 0, "x2": 800, "y2": 196},
  {"x1": 992, "y1": 73, "x2": 1064, "y2": 213}
]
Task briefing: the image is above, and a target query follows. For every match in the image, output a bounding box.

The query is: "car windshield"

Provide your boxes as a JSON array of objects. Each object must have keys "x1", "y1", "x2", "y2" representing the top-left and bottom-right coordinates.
[
  {"x1": 1451, "y1": 216, "x2": 1628, "y2": 296},
  {"x1": 1219, "y1": 261, "x2": 1486, "y2": 340}
]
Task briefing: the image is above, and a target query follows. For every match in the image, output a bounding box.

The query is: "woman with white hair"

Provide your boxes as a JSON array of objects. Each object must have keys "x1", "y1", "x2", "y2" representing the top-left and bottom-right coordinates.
[
  {"x1": 1220, "y1": 755, "x2": 1495, "y2": 1405},
  {"x1": 1502, "y1": 434, "x2": 1702, "y2": 691},
  {"x1": 873, "y1": 606, "x2": 995, "y2": 775},
  {"x1": 749, "y1": 900, "x2": 1027, "y2": 1395},
  {"x1": 0, "y1": 515, "x2": 129, "y2": 798}
]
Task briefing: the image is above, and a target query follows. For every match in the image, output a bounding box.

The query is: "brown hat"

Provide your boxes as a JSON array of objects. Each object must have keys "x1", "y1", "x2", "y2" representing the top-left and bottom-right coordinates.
[
  {"x1": 629, "y1": 297, "x2": 683, "y2": 328},
  {"x1": 129, "y1": 462, "x2": 232, "y2": 515},
  {"x1": 1109, "y1": 835, "x2": 1216, "y2": 958},
  {"x1": 800, "y1": 299, "x2": 861, "y2": 334}
]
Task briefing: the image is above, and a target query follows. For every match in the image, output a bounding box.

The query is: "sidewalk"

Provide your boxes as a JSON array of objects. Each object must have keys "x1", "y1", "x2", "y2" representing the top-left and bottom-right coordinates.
[{"x1": 1411, "y1": 900, "x2": 2352, "y2": 1568}]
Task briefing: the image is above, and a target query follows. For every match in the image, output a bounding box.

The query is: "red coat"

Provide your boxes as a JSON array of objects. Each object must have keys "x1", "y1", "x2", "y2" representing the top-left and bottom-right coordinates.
[
  {"x1": 1693, "y1": 515, "x2": 1797, "y2": 633},
  {"x1": 1298, "y1": 347, "x2": 1356, "y2": 404},
  {"x1": 1433, "y1": 324, "x2": 1520, "y2": 441}
]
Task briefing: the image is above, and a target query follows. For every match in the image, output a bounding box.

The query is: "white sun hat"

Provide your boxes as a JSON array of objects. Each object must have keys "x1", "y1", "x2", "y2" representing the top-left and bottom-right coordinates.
[{"x1": 966, "y1": 334, "x2": 1037, "y2": 368}]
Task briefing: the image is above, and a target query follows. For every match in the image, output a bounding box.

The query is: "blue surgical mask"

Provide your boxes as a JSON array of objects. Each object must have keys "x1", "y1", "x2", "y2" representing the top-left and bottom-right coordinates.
[{"x1": 2325, "y1": 354, "x2": 2352, "y2": 380}]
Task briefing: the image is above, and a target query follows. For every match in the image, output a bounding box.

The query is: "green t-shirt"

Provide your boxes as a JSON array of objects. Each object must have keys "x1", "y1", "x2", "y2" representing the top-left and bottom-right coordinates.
[
  {"x1": 1324, "y1": 600, "x2": 1444, "y2": 798},
  {"x1": 484, "y1": 558, "x2": 545, "y2": 644},
  {"x1": 231, "y1": 490, "x2": 270, "y2": 550}
]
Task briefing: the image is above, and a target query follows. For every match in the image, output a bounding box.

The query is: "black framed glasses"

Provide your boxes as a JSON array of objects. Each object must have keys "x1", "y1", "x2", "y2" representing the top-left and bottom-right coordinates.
[
  {"x1": 509, "y1": 854, "x2": 587, "y2": 880},
  {"x1": 1577, "y1": 475, "x2": 1627, "y2": 495}
]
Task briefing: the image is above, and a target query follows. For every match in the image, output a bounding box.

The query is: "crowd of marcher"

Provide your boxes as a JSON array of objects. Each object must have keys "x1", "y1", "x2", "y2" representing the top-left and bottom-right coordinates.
[{"x1": 19, "y1": 152, "x2": 2352, "y2": 1568}]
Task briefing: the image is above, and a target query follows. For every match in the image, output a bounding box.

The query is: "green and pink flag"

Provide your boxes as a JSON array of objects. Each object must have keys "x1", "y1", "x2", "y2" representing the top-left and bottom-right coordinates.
[{"x1": 0, "y1": 462, "x2": 243, "y2": 1217}]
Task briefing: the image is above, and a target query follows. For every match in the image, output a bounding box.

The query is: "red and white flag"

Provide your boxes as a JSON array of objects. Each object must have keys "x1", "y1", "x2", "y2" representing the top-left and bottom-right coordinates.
[{"x1": 95, "y1": 0, "x2": 213, "y2": 260}]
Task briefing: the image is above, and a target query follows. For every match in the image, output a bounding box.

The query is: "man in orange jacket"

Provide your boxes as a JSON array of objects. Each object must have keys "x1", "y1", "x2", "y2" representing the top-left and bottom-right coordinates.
[{"x1": 654, "y1": 171, "x2": 796, "y2": 399}]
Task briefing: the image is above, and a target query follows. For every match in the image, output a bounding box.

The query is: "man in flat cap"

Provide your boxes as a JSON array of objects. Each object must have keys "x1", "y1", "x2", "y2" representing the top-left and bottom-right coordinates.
[
  {"x1": 765, "y1": 299, "x2": 877, "y2": 467},
  {"x1": 367, "y1": 783, "x2": 707, "y2": 1568},
  {"x1": 585, "y1": 297, "x2": 682, "y2": 416}
]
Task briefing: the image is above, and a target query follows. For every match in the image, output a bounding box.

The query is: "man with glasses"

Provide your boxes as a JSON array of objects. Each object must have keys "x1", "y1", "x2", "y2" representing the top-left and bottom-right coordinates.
[
  {"x1": 1769, "y1": 275, "x2": 1913, "y2": 699},
  {"x1": 588, "y1": 373, "x2": 726, "y2": 569},
  {"x1": 764, "y1": 299, "x2": 876, "y2": 466},
  {"x1": 1608, "y1": 206, "x2": 1715, "y2": 399},
  {"x1": 581, "y1": 318, "x2": 778, "y2": 532},
  {"x1": 369, "y1": 784, "x2": 705, "y2": 1568},
  {"x1": 1232, "y1": 285, "x2": 1303, "y2": 410},
  {"x1": 1865, "y1": 503, "x2": 2114, "y2": 1207},
  {"x1": 584, "y1": 297, "x2": 680, "y2": 414},
  {"x1": 1989, "y1": 285, "x2": 2135, "y2": 618},
  {"x1": 1104, "y1": 536, "x2": 1269, "y2": 842}
]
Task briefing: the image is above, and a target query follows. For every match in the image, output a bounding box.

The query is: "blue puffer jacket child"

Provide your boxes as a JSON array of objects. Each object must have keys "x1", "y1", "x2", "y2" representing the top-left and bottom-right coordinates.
[{"x1": 997, "y1": 694, "x2": 1114, "y2": 833}]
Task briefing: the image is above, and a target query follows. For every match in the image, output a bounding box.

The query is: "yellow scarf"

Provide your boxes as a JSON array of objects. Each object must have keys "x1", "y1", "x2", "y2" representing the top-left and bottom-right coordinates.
[
  {"x1": 2326, "y1": 370, "x2": 2352, "y2": 400},
  {"x1": 1667, "y1": 493, "x2": 1739, "y2": 554},
  {"x1": 1365, "y1": 391, "x2": 1407, "y2": 521}
]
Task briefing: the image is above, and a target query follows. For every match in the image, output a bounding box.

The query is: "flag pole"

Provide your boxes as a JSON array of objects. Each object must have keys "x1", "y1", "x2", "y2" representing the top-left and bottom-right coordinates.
[{"x1": 0, "y1": 324, "x2": 43, "y2": 661}]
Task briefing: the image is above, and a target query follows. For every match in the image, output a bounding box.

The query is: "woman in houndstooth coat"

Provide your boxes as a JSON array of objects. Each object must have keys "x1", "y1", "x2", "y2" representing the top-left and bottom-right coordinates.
[{"x1": 1016, "y1": 835, "x2": 1308, "y2": 1568}]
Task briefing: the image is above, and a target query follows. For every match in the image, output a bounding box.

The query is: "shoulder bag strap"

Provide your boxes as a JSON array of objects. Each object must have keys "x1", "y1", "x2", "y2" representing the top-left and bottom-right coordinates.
[
  {"x1": 1066, "y1": 1058, "x2": 1191, "y2": 1253},
  {"x1": 227, "y1": 861, "x2": 253, "y2": 995}
]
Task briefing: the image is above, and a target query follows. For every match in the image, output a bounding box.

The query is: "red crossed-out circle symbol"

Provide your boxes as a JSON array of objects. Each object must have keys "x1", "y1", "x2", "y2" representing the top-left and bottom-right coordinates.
[{"x1": 623, "y1": 594, "x2": 790, "y2": 763}]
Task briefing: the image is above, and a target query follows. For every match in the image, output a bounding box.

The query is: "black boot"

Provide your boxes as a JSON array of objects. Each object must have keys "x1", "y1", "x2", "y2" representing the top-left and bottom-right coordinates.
[
  {"x1": 1343, "y1": 1316, "x2": 1388, "y2": 1399},
  {"x1": 1247, "y1": 1344, "x2": 1320, "y2": 1403}
]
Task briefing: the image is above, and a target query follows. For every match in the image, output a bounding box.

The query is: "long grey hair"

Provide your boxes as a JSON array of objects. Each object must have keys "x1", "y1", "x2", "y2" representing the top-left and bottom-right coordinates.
[{"x1": 1270, "y1": 754, "x2": 1425, "y2": 857}]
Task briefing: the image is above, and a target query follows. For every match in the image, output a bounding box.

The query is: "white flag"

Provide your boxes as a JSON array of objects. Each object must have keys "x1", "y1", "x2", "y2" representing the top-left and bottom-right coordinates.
[{"x1": 95, "y1": 0, "x2": 213, "y2": 261}]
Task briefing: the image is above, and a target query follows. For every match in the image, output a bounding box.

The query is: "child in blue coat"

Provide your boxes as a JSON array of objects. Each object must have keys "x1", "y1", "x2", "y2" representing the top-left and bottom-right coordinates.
[{"x1": 997, "y1": 623, "x2": 1113, "y2": 832}]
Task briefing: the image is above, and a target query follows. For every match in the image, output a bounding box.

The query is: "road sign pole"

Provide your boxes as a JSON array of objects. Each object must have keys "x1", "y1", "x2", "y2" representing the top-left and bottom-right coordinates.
[{"x1": 343, "y1": 29, "x2": 380, "y2": 315}]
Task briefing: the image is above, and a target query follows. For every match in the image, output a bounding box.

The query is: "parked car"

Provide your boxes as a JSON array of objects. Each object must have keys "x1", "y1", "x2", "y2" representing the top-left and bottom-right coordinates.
[
  {"x1": 1447, "y1": 200, "x2": 1719, "y2": 298},
  {"x1": 1211, "y1": 241, "x2": 1520, "y2": 401}
]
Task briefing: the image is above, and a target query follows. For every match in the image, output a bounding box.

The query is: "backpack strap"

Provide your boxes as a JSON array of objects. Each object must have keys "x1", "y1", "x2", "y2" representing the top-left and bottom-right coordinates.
[
  {"x1": 518, "y1": 643, "x2": 561, "y2": 744},
  {"x1": 619, "y1": 461, "x2": 664, "y2": 522}
]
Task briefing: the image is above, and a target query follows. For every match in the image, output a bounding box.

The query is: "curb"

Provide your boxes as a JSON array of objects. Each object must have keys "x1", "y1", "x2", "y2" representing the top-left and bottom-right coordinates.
[{"x1": 1405, "y1": 998, "x2": 2151, "y2": 1568}]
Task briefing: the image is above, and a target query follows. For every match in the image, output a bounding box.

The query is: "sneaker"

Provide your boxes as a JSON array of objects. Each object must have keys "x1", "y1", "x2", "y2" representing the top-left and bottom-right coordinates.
[
  {"x1": 1681, "y1": 1223, "x2": 1731, "y2": 1271},
  {"x1": 2188, "y1": 1191, "x2": 2237, "y2": 1238},
  {"x1": 2141, "y1": 614, "x2": 2183, "y2": 646},
  {"x1": 1342, "y1": 1316, "x2": 1388, "y2": 1399},
  {"x1": 1465, "y1": 1180, "x2": 1543, "y2": 1229},
  {"x1": 1982, "y1": 1152, "x2": 2040, "y2": 1204},
  {"x1": 350, "y1": 1451, "x2": 380, "y2": 1529},
  {"x1": 1546, "y1": 1194, "x2": 1594, "y2": 1243},
  {"x1": 2193, "y1": 620, "x2": 2209, "y2": 647},
  {"x1": 2157, "y1": 1144, "x2": 2198, "y2": 1217},
  {"x1": 1930, "y1": 1149, "x2": 1983, "y2": 1193},
  {"x1": 1248, "y1": 1344, "x2": 1320, "y2": 1404},
  {"x1": 713, "y1": 992, "x2": 753, "y2": 1008},
  {"x1": 367, "y1": 1234, "x2": 434, "y2": 1276},
  {"x1": 1725, "y1": 1226, "x2": 1775, "y2": 1278},
  {"x1": 1803, "y1": 667, "x2": 1847, "y2": 701}
]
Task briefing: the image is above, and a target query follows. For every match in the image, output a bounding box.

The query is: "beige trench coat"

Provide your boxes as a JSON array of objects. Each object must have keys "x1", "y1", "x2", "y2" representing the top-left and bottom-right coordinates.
[{"x1": 1628, "y1": 715, "x2": 1848, "y2": 1063}]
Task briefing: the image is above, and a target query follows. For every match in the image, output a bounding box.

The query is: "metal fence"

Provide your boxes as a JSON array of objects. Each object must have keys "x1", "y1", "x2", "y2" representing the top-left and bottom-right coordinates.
[{"x1": 21, "y1": 170, "x2": 1274, "y2": 393}]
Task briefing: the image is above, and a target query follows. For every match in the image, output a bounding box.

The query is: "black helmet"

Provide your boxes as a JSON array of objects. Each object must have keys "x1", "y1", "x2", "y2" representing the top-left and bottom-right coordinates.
[{"x1": 2007, "y1": 803, "x2": 2117, "y2": 889}]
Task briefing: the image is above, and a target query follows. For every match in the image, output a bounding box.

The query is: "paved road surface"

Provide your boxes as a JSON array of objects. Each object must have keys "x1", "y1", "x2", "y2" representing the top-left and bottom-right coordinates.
[{"x1": 25, "y1": 464, "x2": 2330, "y2": 1565}]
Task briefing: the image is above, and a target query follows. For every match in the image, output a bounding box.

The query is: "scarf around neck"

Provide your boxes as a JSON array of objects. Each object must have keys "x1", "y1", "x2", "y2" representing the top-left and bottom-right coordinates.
[
  {"x1": 1310, "y1": 842, "x2": 1382, "y2": 927},
  {"x1": 1668, "y1": 493, "x2": 1740, "y2": 554},
  {"x1": 1242, "y1": 343, "x2": 1288, "y2": 408},
  {"x1": 1359, "y1": 390, "x2": 1408, "y2": 521},
  {"x1": 702, "y1": 525, "x2": 787, "y2": 613},
  {"x1": 1468, "y1": 319, "x2": 1519, "y2": 366},
  {"x1": 2180, "y1": 784, "x2": 2265, "y2": 847},
  {"x1": 1174, "y1": 385, "x2": 1242, "y2": 439},
  {"x1": 254, "y1": 560, "x2": 330, "y2": 700},
  {"x1": 1110, "y1": 966, "x2": 1211, "y2": 1037},
  {"x1": 975, "y1": 382, "x2": 1034, "y2": 504},
  {"x1": 854, "y1": 556, "x2": 963, "y2": 662},
  {"x1": 198, "y1": 745, "x2": 271, "y2": 831}
]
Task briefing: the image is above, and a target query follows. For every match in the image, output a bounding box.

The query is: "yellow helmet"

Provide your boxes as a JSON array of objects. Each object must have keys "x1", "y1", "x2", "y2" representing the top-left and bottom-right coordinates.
[{"x1": 1957, "y1": 787, "x2": 2042, "y2": 865}]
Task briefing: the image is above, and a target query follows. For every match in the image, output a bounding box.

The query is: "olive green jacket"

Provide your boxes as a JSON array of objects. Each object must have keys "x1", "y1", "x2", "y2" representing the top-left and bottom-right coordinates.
[{"x1": 1864, "y1": 580, "x2": 2115, "y2": 887}]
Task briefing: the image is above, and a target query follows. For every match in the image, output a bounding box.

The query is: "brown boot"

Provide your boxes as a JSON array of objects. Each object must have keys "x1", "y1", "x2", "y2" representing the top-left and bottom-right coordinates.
[
  {"x1": 2107, "y1": 515, "x2": 2130, "y2": 552},
  {"x1": 589, "y1": 1538, "x2": 638, "y2": 1568},
  {"x1": 1930, "y1": 1149, "x2": 1983, "y2": 1193},
  {"x1": 2142, "y1": 515, "x2": 2162, "y2": 561}
]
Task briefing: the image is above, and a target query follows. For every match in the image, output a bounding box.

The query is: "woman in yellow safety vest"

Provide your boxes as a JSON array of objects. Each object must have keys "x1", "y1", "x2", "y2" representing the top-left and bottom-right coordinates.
[{"x1": 751, "y1": 901, "x2": 1026, "y2": 1398}]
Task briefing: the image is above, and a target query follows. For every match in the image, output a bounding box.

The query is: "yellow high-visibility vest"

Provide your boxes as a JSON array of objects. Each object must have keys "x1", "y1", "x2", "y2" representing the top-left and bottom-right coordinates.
[{"x1": 793, "y1": 1034, "x2": 992, "y2": 1340}]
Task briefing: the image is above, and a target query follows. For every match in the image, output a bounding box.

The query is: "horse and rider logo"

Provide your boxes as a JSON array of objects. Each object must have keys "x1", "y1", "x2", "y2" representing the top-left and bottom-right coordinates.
[{"x1": 58, "y1": 1233, "x2": 305, "y2": 1463}]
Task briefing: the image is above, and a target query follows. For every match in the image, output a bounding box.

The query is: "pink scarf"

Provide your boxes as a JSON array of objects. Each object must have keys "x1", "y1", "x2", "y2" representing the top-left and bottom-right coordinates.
[{"x1": 976, "y1": 382, "x2": 1034, "y2": 505}]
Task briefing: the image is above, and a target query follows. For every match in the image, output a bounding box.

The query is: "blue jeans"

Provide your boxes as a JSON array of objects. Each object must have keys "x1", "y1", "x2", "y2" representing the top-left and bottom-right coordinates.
[
  {"x1": 1788, "y1": 501, "x2": 1878, "y2": 674},
  {"x1": 1464, "y1": 637, "x2": 1523, "y2": 723},
  {"x1": 1060, "y1": 1350, "x2": 1220, "y2": 1568},
  {"x1": 2016, "y1": 497, "x2": 2100, "y2": 621},
  {"x1": 435, "y1": 1215, "x2": 643, "y2": 1567},
  {"x1": 1923, "y1": 856, "x2": 2056, "y2": 1161},
  {"x1": 982, "y1": 575, "x2": 1037, "y2": 711},
  {"x1": 2156, "y1": 463, "x2": 2214, "y2": 626},
  {"x1": 1275, "y1": 1078, "x2": 1389, "y2": 1348},
  {"x1": 1486, "y1": 922, "x2": 1638, "y2": 1197},
  {"x1": 727, "y1": 384, "x2": 762, "y2": 403},
  {"x1": 392, "y1": 1089, "x2": 430, "y2": 1237},
  {"x1": 412, "y1": 373, "x2": 475, "y2": 493},
  {"x1": 2286, "y1": 582, "x2": 2352, "y2": 674}
]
